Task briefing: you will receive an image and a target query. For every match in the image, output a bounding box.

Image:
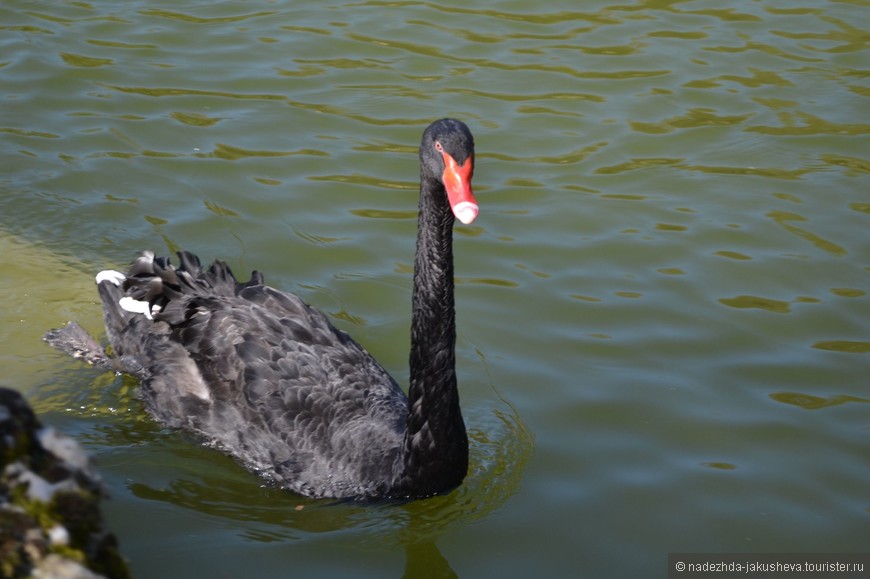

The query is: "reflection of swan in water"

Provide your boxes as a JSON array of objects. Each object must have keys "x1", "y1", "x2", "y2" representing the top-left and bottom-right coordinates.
[
  {"x1": 121, "y1": 399, "x2": 532, "y2": 537},
  {"x1": 117, "y1": 401, "x2": 528, "y2": 575},
  {"x1": 403, "y1": 540, "x2": 457, "y2": 579}
]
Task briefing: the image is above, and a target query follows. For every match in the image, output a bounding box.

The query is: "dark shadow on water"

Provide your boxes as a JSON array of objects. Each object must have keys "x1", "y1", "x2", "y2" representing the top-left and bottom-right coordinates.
[{"x1": 403, "y1": 539, "x2": 457, "y2": 579}]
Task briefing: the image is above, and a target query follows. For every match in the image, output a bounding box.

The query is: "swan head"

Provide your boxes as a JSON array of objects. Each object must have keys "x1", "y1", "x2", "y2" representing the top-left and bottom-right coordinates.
[{"x1": 420, "y1": 119, "x2": 478, "y2": 225}]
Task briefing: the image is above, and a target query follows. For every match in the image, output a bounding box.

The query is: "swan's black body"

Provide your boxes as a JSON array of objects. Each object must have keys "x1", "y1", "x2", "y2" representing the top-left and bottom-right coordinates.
[{"x1": 45, "y1": 119, "x2": 477, "y2": 500}]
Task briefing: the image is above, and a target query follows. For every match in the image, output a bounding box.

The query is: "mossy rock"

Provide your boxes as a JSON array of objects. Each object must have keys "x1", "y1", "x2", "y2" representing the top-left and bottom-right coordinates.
[{"x1": 0, "y1": 388, "x2": 130, "y2": 578}]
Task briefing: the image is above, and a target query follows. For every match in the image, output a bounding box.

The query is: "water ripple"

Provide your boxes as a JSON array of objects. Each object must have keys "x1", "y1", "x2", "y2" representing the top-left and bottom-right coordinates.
[
  {"x1": 770, "y1": 392, "x2": 870, "y2": 409},
  {"x1": 345, "y1": 32, "x2": 670, "y2": 80},
  {"x1": 138, "y1": 9, "x2": 277, "y2": 24},
  {"x1": 704, "y1": 41, "x2": 826, "y2": 63},
  {"x1": 100, "y1": 83, "x2": 433, "y2": 126},
  {"x1": 812, "y1": 340, "x2": 870, "y2": 354},
  {"x1": 770, "y1": 16, "x2": 870, "y2": 53},
  {"x1": 0, "y1": 127, "x2": 60, "y2": 139},
  {"x1": 685, "y1": 68, "x2": 794, "y2": 89},
  {"x1": 60, "y1": 52, "x2": 113, "y2": 67},
  {"x1": 487, "y1": 142, "x2": 607, "y2": 165},
  {"x1": 637, "y1": 108, "x2": 755, "y2": 132},
  {"x1": 746, "y1": 112, "x2": 870, "y2": 136},
  {"x1": 767, "y1": 210, "x2": 848, "y2": 255},
  {"x1": 23, "y1": 10, "x2": 128, "y2": 25},
  {"x1": 453, "y1": 87, "x2": 605, "y2": 103},
  {"x1": 103, "y1": 83, "x2": 288, "y2": 101},
  {"x1": 86, "y1": 39, "x2": 158, "y2": 50},
  {"x1": 719, "y1": 295, "x2": 792, "y2": 314},
  {"x1": 348, "y1": 1, "x2": 621, "y2": 26}
]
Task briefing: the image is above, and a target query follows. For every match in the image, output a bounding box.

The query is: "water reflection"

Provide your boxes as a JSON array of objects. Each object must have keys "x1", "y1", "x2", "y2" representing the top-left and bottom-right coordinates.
[
  {"x1": 402, "y1": 540, "x2": 456, "y2": 579},
  {"x1": 769, "y1": 391, "x2": 870, "y2": 410},
  {"x1": 767, "y1": 210, "x2": 847, "y2": 256},
  {"x1": 811, "y1": 340, "x2": 870, "y2": 354},
  {"x1": 719, "y1": 295, "x2": 791, "y2": 314},
  {"x1": 116, "y1": 401, "x2": 531, "y2": 537}
]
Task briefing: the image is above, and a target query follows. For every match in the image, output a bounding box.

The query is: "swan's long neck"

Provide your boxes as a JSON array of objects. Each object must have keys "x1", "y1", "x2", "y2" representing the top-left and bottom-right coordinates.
[{"x1": 400, "y1": 175, "x2": 468, "y2": 496}]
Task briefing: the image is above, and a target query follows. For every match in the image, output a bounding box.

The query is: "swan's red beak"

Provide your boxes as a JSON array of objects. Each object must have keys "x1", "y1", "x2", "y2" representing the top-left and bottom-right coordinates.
[{"x1": 441, "y1": 152, "x2": 478, "y2": 225}]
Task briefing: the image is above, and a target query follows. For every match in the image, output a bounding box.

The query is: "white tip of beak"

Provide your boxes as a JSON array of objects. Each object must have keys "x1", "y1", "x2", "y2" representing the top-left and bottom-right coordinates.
[{"x1": 452, "y1": 201, "x2": 479, "y2": 225}]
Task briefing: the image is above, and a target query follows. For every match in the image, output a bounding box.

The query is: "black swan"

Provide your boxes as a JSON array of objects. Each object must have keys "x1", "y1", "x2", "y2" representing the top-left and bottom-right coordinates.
[{"x1": 45, "y1": 118, "x2": 478, "y2": 501}]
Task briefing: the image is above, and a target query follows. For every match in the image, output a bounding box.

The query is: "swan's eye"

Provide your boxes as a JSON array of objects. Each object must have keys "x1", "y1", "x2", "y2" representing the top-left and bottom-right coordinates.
[{"x1": 434, "y1": 141, "x2": 444, "y2": 153}]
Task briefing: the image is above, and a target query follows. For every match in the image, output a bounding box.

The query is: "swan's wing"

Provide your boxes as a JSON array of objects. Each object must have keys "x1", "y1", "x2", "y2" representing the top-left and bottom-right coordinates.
[
  {"x1": 157, "y1": 285, "x2": 408, "y2": 494},
  {"x1": 95, "y1": 251, "x2": 409, "y2": 496}
]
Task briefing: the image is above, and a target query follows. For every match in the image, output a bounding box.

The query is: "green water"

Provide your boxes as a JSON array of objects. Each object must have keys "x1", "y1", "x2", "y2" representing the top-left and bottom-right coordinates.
[{"x1": 1, "y1": 1, "x2": 868, "y2": 577}]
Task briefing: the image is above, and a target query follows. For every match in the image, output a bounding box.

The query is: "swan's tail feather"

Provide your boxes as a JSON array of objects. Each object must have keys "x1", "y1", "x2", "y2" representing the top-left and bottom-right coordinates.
[
  {"x1": 45, "y1": 250, "x2": 265, "y2": 374},
  {"x1": 43, "y1": 322, "x2": 111, "y2": 368},
  {"x1": 44, "y1": 278, "x2": 146, "y2": 373},
  {"x1": 122, "y1": 250, "x2": 253, "y2": 303}
]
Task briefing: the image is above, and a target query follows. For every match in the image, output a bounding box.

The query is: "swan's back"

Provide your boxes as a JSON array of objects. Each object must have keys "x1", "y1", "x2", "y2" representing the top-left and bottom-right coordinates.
[{"x1": 102, "y1": 251, "x2": 410, "y2": 498}]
